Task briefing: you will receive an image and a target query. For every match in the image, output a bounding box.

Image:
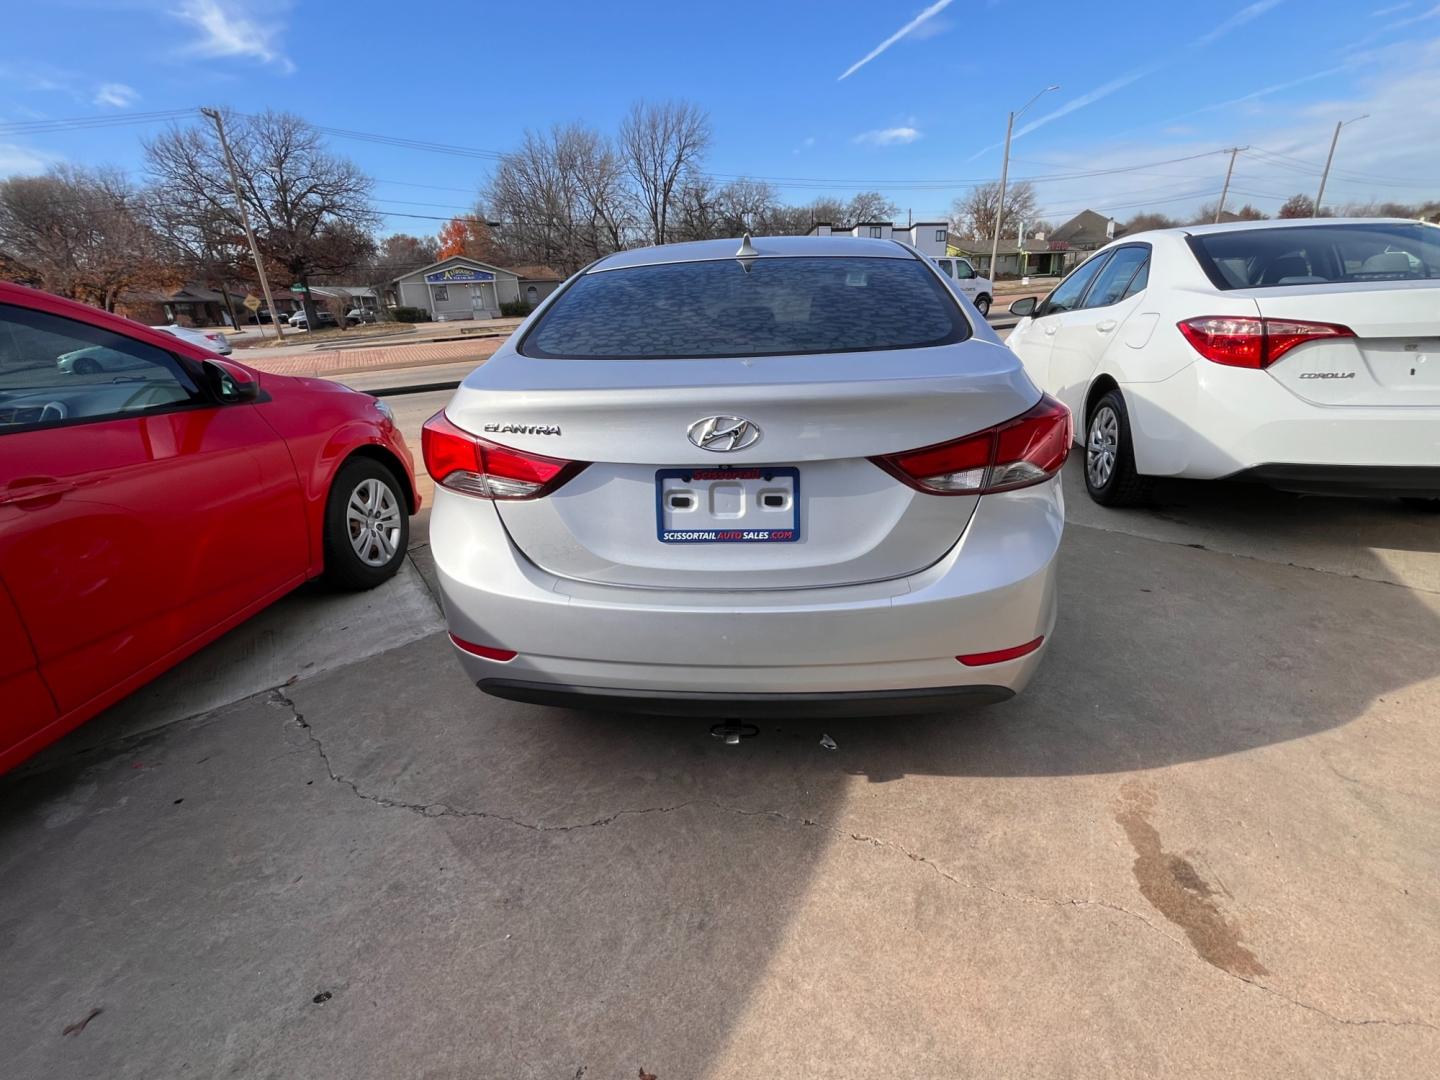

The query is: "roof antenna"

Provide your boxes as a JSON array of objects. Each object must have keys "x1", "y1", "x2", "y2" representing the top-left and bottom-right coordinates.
[{"x1": 736, "y1": 232, "x2": 758, "y2": 258}]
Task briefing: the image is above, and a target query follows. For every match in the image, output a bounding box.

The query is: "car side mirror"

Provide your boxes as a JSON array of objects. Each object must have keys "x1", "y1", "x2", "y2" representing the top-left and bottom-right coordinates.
[
  {"x1": 204, "y1": 358, "x2": 259, "y2": 403},
  {"x1": 1009, "y1": 296, "x2": 1038, "y2": 317}
]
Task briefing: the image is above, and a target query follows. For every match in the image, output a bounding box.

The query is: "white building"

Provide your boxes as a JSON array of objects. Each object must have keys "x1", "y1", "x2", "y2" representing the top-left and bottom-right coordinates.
[{"x1": 805, "y1": 220, "x2": 949, "y2": 257}]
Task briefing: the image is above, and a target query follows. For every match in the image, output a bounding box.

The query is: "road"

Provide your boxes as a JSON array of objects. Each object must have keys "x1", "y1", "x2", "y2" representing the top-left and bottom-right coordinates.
[{"x1": 3, "y1": 377, "x2": 1439, "y2": 1078}]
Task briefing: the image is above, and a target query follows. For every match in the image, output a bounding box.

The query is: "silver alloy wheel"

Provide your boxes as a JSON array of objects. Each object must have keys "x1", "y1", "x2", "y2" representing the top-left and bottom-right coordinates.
[
  {"x1": 346, "y1": 477, "x2": 402, "y2": 567},
  {"x1": 975, "y1": 296, "x2": 990, "y2": 316},
  {"x1": 1087, "y1": 405, "x2": 1120, "y2": 489}
]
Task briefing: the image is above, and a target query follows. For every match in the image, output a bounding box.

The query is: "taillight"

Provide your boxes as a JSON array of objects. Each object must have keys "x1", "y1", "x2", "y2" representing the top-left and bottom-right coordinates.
[
  {"x1": 1177, "y1": 316, "x2": 1354, "y2": 369},
  {"x1": 421, "y1": 411, "x2": 586, "y2": 500},
  {"x1": 204, "y1": 332, "x2": 225, "y2": 342},
  {"x1": 872, "y1": 394, "x2": 1072, "y2": 496},
  {"x1": 957, "y1": 636, "x2": 1045, "y2": 666}
]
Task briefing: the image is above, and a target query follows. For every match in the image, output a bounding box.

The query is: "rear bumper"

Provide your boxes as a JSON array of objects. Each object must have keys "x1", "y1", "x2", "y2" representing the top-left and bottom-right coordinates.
[
  {"x1": 1225, "y1": 464, "x2": 1440, "y2": 498},
  {"x1": 477, "y1": 680, "x2": 1013, "y2": 717},
  {"x1": 1124, "y1": 363, "x2": 1440, "y2": 480},
  {"x1": 429, "y1": 477, "x2": 1063, "y2": 704}
]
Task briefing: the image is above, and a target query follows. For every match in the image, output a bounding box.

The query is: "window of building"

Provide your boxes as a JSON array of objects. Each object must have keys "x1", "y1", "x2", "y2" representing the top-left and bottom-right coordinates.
[
  {"x1": 433, "y1": 285, "x2": 449, "y2": 301},
  {"x1": 935, "y1": 229, "x2": 947, "y2": 244},
  {"x1": 869, "y1": 226, "x2": 882, "y2": 239}
]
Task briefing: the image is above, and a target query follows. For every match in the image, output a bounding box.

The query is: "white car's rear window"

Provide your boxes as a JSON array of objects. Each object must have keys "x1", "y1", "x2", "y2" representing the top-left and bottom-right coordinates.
[
  {"x1": 520, "y1": 256, "x2": 970, "y2": 359},
  {"x1": 1189, "y1": 223, "x2": 1440, "y2": 289}
]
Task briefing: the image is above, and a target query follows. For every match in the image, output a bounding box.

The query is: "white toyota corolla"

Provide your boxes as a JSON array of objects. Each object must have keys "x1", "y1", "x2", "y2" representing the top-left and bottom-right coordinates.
[
  {"x1": 424, "y1": 235, "x2": 1069, "y2": 716},
  {"x1": 1006, "y1": 218, "x2": 1440, "y2": 505}
]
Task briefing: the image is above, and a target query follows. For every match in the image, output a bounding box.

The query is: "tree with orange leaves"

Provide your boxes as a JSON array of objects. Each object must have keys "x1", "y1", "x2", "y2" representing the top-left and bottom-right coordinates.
[{"x1": 436, "y1": 215, "x2": 497, "y2": 262}]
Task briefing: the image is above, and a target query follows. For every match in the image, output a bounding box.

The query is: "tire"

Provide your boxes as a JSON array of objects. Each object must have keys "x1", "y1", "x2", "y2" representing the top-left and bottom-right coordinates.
[
  {"x1": 974, "y1": 294, "x2": 992, "y2": 317},
  {"x1": 323, "y1": 457, "x2": 409, "y2": 590},
  {"x1": 1084, "y1": 390, "x2": 1153, "y2": 507}
]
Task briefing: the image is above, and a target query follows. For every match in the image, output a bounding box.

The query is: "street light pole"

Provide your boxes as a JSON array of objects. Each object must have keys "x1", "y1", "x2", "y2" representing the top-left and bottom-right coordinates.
[
  {"x1": 200, "y1": 107, "x2": 284, "y2": 341},
  {"x1": 989, "y1": 85, "x2": 1059, "y2": 285},
  {"x1": 1314, "y1": 114, "x2": 1368, "y2": 218}
]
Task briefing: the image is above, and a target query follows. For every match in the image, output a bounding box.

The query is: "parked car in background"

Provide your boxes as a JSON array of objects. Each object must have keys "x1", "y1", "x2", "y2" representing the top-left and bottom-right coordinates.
[
  {"x1": 424, "y1": 235, "x2": 1069, "y2": 718},
  {"x1": 0, "y1": 282, "x2": 420, "y2": 774},
  {"x1": 1006, "y1": 219, "x2": 1440, "y2": 506},
  {"x1": 346, "y1": 308, "x2": 378, "y2": 325},
  {"x1": 931, "y1": 255, "x2": 994, "y2": 316},
  {"x1": 150, "y1": 323, "x2": 232, "y2": 355},
  {"x1": 288, "y1": 309, "x2": 339, "y2": 331}
]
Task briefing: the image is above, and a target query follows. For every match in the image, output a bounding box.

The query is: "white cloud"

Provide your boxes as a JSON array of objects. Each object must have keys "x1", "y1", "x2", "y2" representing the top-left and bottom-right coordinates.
[
  {"x1": 93, "y1": 82, "x2": 139, "y2": 108},
  {"x1": 854, "y1": 126, "x2": 922, "y2": 146},
  {"x1": 0, "y1": 142, "x2": 60, "y2": 177},
  {"x1": 174, "y1": 0, "x2": 295, "y2": 73},
  {"x1": 1371, "y1": 1, "x2": 1410, "y2": 12},
  {"x1": 838, "y1": 0, "x2": 956, "y2": 80},
  {"x1": 1195, "y1": 0, "x2": 1287, "y2": 47},
  {"x1": 793, "y1": 135, "x2": 817, "y2": 155}
]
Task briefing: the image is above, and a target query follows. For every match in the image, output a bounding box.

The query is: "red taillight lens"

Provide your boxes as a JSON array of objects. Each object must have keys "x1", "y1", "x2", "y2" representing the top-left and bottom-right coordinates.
[
  {"x1": 1177, "y1": 316, "x2": 1354, "y2": 369},
  {"x1": 449, "y1": 633, "x2": 516, "y2": 662},
  {"x1": 957, "y1": 636, "x2": 1045, "y2": 666},
  {"x1": 872, "y1": 394, "x2": 1072, "y2": 496},
  {"x1": 421, "y1": 411, "x2": 585, "y2": 500}
]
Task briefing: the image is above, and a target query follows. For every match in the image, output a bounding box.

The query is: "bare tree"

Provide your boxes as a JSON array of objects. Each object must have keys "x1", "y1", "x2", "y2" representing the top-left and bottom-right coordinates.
[
  {"x1": 145, "y1": 110, "x2": 377, "y2": 327},
  {"x1": 846, "y1": 190, "x2": 900, "y2": 224},
  {"x1": 0, "y1": 165, "x2": 175, "y2": 311},
  {"x1": 146, "y1": 199, "x2": 250, "y2": 327},
  {"x1": 950, "y1": 180, "x2": 1038, "y2": 239},
  {"x1": 1122, "y1": 211, "x2": 1180, "y2": 233},
  {"x1": 1278, "y1": 194, "x2": 1315, "y2": 218},
  {"x1": 619, "y1": 100, "x2": 712, "y2": 245},
  {"x1": 486, "y1": 123, "x2": 635, "y2": 273}
]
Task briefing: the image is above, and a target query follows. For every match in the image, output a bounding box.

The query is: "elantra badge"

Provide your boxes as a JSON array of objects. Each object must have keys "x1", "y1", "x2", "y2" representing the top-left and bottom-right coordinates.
[{"x1": 688, "y1": 415, "x2": 760, "y2": 452}]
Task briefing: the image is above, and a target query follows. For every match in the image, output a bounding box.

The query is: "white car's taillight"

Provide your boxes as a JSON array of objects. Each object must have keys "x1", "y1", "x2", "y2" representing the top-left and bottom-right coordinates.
[
  {"x1": 421, "y1": 411, "x2": 585, "y2": 500},
  {"x1": 1177, "y1": 316, "x2": 1355, "y2": 369},
  {"x1": 871, "y1": 395, "x2": 1072, "y2": 495}
]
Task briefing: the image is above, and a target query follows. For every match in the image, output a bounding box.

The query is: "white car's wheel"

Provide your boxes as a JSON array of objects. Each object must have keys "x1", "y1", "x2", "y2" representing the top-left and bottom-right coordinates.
[
  {"x1": 1085, "y1": 390, "x2": 1153, "y2": 507},
  {"x1": 974, "y1": 295, "x2": 991, "y2": 317}
]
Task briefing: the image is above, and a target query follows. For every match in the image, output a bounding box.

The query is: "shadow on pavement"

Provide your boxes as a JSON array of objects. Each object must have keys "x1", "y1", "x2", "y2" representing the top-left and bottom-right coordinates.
[{"x1": 1, "y1": 483, "x2": 1436, "y2": 1077}]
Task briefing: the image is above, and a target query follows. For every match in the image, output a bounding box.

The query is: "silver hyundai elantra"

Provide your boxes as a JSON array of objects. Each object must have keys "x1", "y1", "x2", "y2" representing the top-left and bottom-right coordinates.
[{"x1": 424, "y1": 235, "x2": 1069, "y2": 716}]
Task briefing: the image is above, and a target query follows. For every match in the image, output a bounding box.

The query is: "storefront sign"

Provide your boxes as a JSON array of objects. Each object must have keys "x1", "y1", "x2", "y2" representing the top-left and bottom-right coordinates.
[{"x1": 426, "y1": 266, "x2": 495, "y2": 283}]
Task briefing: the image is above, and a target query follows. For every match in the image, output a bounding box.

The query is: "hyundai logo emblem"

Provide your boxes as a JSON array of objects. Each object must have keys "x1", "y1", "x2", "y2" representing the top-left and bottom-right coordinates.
[{"x1": 688, "y1": 415, "x2": 761, "y2": 452}]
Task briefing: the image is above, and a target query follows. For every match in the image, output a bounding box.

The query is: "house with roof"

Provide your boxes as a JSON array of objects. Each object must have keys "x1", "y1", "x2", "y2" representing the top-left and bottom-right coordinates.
[
  {"x1": 804, "y1": 220, "x2": 951, "y2": 256},
  {"x1": 388, "y1": 255, "x2": 563, "y2": 320},
  {"x1": 1049, "y1": 209, "x2": 1118, "y2": 250}
]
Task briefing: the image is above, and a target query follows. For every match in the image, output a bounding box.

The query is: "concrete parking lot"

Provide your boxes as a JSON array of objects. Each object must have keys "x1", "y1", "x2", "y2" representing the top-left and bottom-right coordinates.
[{"x1": 3, "y1": 449, "x2": 1438, "y2": 1077}]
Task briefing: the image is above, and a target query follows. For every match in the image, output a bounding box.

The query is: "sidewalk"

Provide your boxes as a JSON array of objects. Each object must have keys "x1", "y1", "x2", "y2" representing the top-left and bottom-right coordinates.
[{"x1": 242, "y1": 337, "x2": 506, "y2": 379}]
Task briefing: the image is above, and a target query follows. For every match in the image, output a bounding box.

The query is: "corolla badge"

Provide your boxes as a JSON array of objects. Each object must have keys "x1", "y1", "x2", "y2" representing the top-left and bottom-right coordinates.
[{"x1": 688, "y1": 415, "x2": 761, "y2": 452}]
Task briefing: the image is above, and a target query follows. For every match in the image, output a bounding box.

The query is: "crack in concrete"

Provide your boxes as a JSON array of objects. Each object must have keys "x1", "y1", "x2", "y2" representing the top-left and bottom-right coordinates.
[
  {"x1": 271, "y1": 689, "x2": 689, "y2": 832},
  {"x1": 276, "y1": 690, "x2": 1439, "y2": 1036}
]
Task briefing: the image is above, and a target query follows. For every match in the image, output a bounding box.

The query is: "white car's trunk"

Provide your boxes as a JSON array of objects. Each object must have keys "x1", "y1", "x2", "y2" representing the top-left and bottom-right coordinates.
[
  {"x1": 445, "y1": 342, "x2": 1038, "y2": 590},
  {"x1": 1244, "y1": 282, "x2": 1440, "y2": 407}
]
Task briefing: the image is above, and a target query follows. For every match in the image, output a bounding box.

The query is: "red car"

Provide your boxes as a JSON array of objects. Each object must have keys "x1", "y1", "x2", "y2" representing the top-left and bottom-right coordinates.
[{"x1": 0, "y1": 283, "x2": 419, "y2": 774}]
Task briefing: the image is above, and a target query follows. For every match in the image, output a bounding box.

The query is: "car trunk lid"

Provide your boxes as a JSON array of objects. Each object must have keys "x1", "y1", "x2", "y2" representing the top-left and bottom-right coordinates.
[{"x1": 444, "y1": 342, "x2": 1038, "y2": 590}]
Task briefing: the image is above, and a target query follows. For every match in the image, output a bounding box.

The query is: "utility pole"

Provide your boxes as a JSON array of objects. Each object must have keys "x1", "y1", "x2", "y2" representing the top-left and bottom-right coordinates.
[
  {"x1": 200, "y1": 107, "x2": 284, "y2": 341},
  {"x1": 1314, "y1": 115, "x2": 1368, "y2": 217},
  {"x1": 1214, "y1": 146, "x2": 1248, "y2": 223},
  {"x1": 990, "y1": 85, "x2": 1059, "y2": 284}
]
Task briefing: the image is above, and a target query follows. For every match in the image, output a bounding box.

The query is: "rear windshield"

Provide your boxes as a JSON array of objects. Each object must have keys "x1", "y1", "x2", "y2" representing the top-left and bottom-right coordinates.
[
  {"x1": 1188, "y1": 222, "x2": 1440, "y2": 290},
  {"x1": 520, "y1": 255, "x2": 969, "y2": 359}
]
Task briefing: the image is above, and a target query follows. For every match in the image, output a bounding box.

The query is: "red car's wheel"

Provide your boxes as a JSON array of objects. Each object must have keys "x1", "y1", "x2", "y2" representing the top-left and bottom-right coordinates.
[{"x1": 323, "y1": 457, "x2": 409, "y2": 590}]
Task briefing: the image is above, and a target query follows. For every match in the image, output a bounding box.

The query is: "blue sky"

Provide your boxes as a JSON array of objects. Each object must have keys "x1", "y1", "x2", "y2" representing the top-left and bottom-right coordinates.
[{"x1": 2, "y1": 0, "x2": 1438, "y2": 234}]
